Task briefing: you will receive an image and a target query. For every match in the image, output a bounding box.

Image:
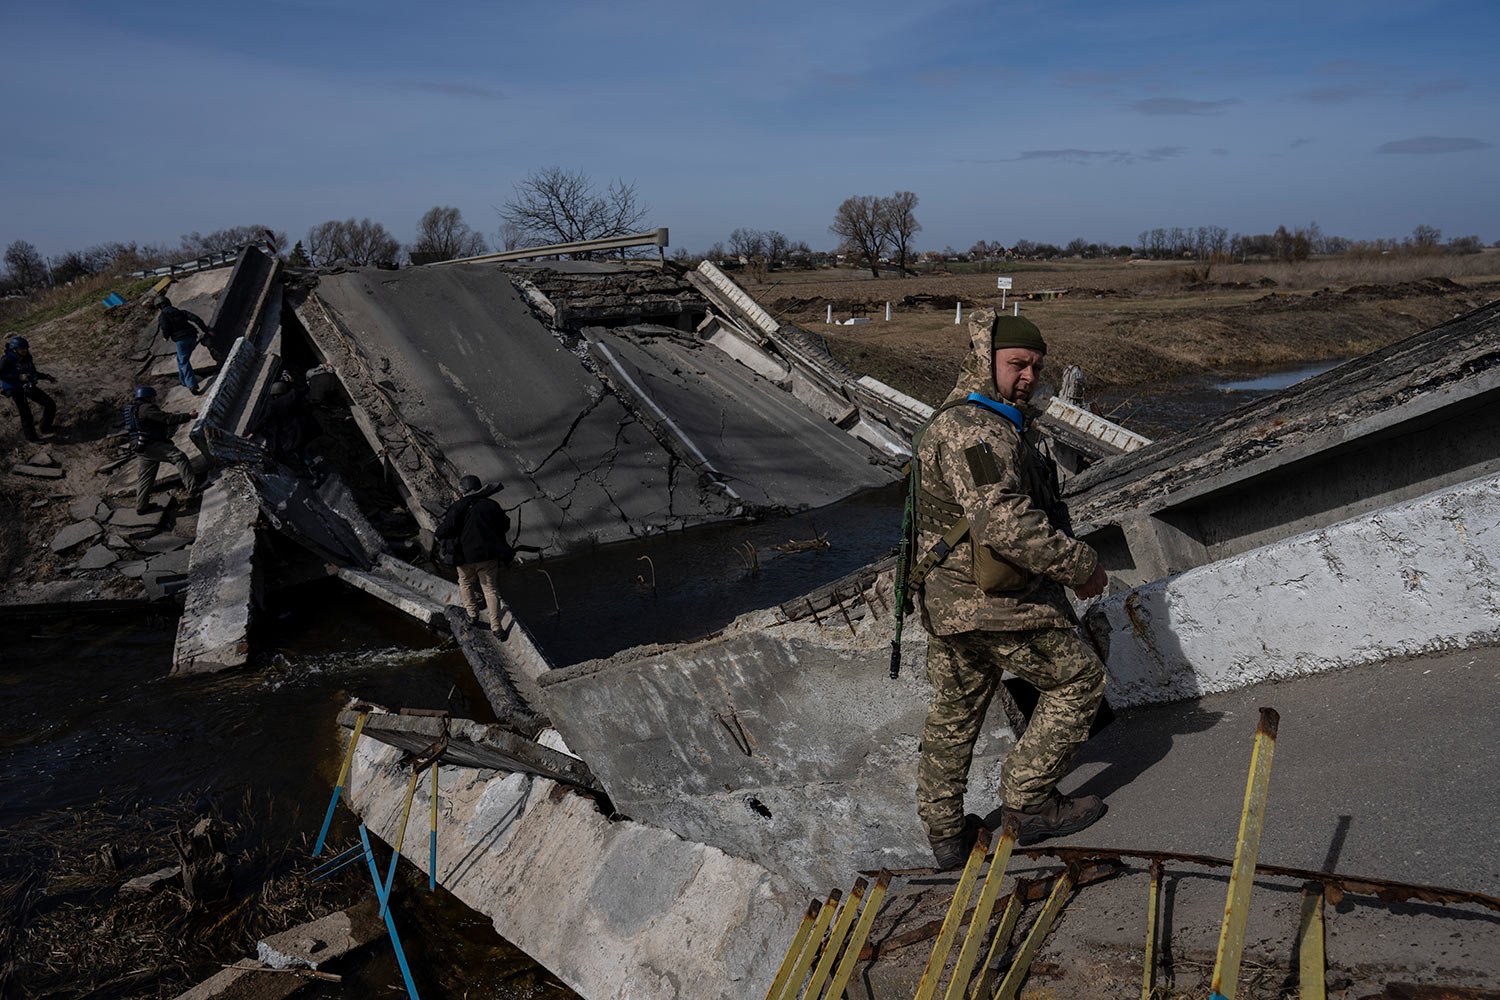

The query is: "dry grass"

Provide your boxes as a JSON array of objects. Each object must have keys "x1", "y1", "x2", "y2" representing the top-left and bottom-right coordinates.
[
  {"x1": 0, "y1": 790, "x2": 364, "y2": 998},
  {"x1": 743, "y1": 258, "x2": 1500, "y2": 404}
]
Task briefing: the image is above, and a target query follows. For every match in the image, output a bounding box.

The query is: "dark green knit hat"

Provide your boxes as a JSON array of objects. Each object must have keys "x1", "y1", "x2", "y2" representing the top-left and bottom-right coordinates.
[{"x1": 991, "y1": 315, "x2": 1046, "y2": 353}]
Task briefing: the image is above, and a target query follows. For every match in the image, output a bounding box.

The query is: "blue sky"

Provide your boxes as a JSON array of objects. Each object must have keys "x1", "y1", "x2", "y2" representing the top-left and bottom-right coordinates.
[{"x1": 2, "y1": 0, "x2": 1496, "y2": 258}]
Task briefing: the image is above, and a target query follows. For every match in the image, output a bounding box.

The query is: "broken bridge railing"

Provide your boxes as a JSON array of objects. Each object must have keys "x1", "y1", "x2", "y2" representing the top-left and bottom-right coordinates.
[
  {"x1": 765, "y1": 707, "x2": 1500, "y2": 1000},
  {"x1": 429, "y1": 228, "x2": 670, "y2": 266}
]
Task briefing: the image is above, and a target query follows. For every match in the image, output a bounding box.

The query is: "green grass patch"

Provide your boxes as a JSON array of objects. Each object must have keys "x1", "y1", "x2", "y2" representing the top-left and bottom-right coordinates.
[{"x1": 0, "y1": 275, "x2": 157, "y2": 336}]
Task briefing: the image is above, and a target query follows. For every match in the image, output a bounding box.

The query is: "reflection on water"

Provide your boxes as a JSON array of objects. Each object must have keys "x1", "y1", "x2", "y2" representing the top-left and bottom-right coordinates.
[
  {"x1": 500, "y1": 482, "x2": 905, "y2": 665},
  {"x1": 1214, "y1": 360, "x2": 1342, "y2": 392}
]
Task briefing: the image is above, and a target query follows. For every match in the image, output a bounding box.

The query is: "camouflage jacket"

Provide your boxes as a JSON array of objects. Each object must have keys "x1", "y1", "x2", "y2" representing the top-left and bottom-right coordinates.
[{"x1": 916, "y1": 309, "x2": 1097, "y2": 635}]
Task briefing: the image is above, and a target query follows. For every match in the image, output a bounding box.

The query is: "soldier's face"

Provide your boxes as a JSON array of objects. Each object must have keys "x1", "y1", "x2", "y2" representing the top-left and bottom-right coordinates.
[{"x1": 993, "y1": 348, "x2": 1044, "y2": 404}]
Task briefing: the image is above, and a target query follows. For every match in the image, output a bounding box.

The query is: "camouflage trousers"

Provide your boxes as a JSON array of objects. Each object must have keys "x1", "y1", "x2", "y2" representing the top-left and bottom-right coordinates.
[{"x1": 917, "y1": 627, "x2": 1105, "y2": 841}]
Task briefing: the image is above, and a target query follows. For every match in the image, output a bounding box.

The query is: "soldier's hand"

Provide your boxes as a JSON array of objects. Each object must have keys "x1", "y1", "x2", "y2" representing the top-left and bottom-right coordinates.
[{"x1": 1073, "y1": 564, "x2": 1108, "y2": 600}]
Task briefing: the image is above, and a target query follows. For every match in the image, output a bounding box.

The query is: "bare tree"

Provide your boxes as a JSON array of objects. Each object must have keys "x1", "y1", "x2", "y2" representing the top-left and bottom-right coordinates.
[
  {"x1": 498, "y1": 166, "x2": 649, "y2": 251},
  {"x1": 304, "y1": 218, "x2": 401, "y2": 267},
  {"x1": 727, "y1": 227, "x2": 766, "y2": 261},
  {"x1": 830, "y1": 195, "x2": 887, "y2": 277},
  {"x1": 1409, "y1": 224, "x2": 1442, "y2": 250},
  {"x1": 180, "y1": 224, "x2": 287, "y2": 257},
  {"x1": 764, "y1": 230, "x2": 792, "y2": 269},
  {"x1": 496, "y1": 220, "x2": 525, "y2": 252},
  {"x1": 4, "y1": 240, "x2": 49, "y2": 292},
  {"x1": 880, "y1": 191, "x2": 921, "y2": 275},
  {"x1": 412, "y1": 206, "x2": 487, "y2": 261}
]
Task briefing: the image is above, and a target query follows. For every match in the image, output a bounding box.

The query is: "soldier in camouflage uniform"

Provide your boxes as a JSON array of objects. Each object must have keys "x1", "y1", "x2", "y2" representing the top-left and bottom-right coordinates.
[{"x1": 913, "y1": 308, "x2": 1110, "y2": 867}]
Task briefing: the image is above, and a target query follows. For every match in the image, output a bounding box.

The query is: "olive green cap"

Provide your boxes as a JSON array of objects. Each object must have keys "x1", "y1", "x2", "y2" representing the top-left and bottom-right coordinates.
[{"x1": 991, "y1": 315, "x2": 1046, "y2": 354}]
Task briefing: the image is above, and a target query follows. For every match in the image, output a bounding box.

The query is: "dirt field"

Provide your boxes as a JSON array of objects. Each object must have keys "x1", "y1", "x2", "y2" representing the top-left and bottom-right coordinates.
[{"x1": 745, "y1": 254, "x2": 1500, "y2": 406}]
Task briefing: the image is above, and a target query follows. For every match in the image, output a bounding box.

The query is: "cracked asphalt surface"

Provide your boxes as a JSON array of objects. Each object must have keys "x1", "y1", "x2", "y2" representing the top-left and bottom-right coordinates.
[{"x1": 315, "y1": 265, "x2": 894, "y2": 554}]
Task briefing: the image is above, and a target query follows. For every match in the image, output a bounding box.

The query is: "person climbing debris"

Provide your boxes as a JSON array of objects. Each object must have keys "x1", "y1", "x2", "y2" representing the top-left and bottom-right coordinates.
[
  {"x1": 250, "y1": 376, "x2": 320, "y2": 476},
  {"x1": 157, "y1": 296, "x2": 212, "y2": 395},
  {"x1": 902, "y1": 309, "x2": 1110, "y2": 867},
  {"x1": 435, "y1": 475, "x2": 513, "y2": 632},
  {"x1": 125, "y1": 385, "x2": 199, "y2": 513},
  {"x1": 1, "y1": 336, "x2": 58, "y2": 442}
]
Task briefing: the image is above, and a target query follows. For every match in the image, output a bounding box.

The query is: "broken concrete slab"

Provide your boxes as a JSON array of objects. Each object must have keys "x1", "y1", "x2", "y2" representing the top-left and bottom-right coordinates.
[
  {"x1": 29, "y1": 450, "x2": 57, "y2": 467},
  {"x1": 536, "y1": 573, "x2": 1015, "y2": 891},
  {"x1": 172, "y1": 471, "x2": 259, "y2": 675},
  {"x1": 117, "y1": 560, "x2": 147, "y2": 579},
  {"x1": 110, "y1": 507, "x2": 165, "y2": 530},
  {"x1": 132, "y1": 533, "x2": 188, "y2": 554},
  {"x1": 121, "y1": 865, "x2": 181, "y2": 895},
  {"x1": 171, "y1": 961, "x2": 309, "y2": 1000},
  {"x1": 75, "y1": 544, "x2": 119, "y2": 570},
  {"x1": 68, "y1": 493, "x2": 103, "y2": 521},
  {"x1": 143, "y1": 549, "x2": 192, "y2": 600},
  {"x1": 13, "y1": 464, "x2": 64, "y2": 479},
  {"x1": 105, "y1": 533, "x2": 131, "y2": 549},
  {"x1": 1084, "y1": 470, "x2": 1500, "y2": 707},
  {"x1": 256, "y1": 899, "x2": 384, "y2": 970},
  {"x1": 50, "y1": 519, "x2": 103, "y2": 553},
  {"x1": 346, "y1": 727, "x2": 806, "y2": 1000}
]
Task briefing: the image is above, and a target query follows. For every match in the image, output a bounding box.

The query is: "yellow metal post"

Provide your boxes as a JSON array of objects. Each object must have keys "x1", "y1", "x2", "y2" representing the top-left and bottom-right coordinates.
[
  {"x1": 1210, "y1": 707, "x2": 1281, "y2": 1000},
  {"x1": 776, "y1": 890, "x2": 840, "y2": 1000},
  {"x1": 805, "y1": 877, "x2": 867, "y2": 997},
  {"x1": 945, "y1": 821, "x2": 1018, "y2": 1000},
  {"x1": 765, "y1": 901, "x2": 820, "y2": 1000},
  {"x1": 825, "y1": 871, "x2": 891, "y2": 1000},
  {"x1": 428, "y1": 761, "x2": 439, "y2": 891},
  {"x1": 969, "y1": 881, "x2": 1025, "y2": 1000},
  {"x1": 994, "y1": 868, "x2": 1075, "y2": 1000},
  {"x1": 1141, "y1": 860, "x2": 1163, "y2": 1000},
  {"x1": 1298, "y1": 884, "x2": 1326, "y2": 1000},
  {"x1": 379, "y1": 767, "x2": 421, "y2": 916},
  {"x1": 915, "y1": 829, "x2": 992, "y2": 1000}
]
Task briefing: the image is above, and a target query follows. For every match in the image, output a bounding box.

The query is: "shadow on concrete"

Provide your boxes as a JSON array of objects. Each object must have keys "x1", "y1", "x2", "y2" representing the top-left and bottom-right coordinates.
[{"x1": 1066, "y1": 701, "x2": 1225, "y2": 803}]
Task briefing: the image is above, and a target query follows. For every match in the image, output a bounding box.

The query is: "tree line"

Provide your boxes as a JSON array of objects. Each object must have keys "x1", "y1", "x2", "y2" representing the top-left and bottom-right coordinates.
[{"x1": 5, "y1": 167, "x2": 1495, "y2": 295}]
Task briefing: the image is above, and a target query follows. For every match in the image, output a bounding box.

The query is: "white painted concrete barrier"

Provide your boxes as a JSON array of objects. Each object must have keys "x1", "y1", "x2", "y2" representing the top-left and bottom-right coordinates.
[{"x1": 1088, "y1": 472, "x2": 1500, "y2": 706}]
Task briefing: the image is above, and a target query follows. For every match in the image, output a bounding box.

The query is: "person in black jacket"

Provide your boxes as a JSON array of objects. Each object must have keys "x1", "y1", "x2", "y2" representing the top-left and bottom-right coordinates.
[
  {"x1": 157, "y1": 297, "x2": 212, "y2": 394},
  {"x1": 1, "y1": 336, "x2": 58, "y2": 442},
  {"x1": 125, "y1": 385, "x2": 199, "y2": 513},
  {"x1": 436, "y1": 475, "x2": 512, "y2": 632}
]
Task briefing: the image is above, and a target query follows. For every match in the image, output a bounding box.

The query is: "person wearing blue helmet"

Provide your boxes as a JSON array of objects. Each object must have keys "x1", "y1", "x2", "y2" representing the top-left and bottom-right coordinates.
[
  {"x1": 1, "y1": 335, "x2": 58, "y2": 442},
  {"x1": 124, "y1": 385, "x2": 199, "y2": 513}
]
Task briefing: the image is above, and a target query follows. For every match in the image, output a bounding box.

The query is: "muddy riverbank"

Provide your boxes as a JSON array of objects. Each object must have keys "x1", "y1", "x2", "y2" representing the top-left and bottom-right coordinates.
[{"x1": 1, "y1": 586, "x2": 575, "y2": 999}]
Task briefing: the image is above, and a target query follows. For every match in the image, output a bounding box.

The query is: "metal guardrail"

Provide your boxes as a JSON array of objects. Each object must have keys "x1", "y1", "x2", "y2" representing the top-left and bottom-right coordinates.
[
  {"x1": 129, "y1": 248, "x2": 241, "y2": 279},
  {"x1": 430, "y1": 228, "x2": 669, "y2": 266}
]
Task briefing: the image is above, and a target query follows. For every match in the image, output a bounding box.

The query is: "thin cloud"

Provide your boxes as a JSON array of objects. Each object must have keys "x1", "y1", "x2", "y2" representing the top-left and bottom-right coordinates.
[
  {"x1": 1130, "y1": 97, "x2": 1239, "y2": 116},
  {"x1": 1409, "y1": 79, "x2": 1467, "y2": 99},
  {"x1": 1288, "y1": 137, "x2": 1312, "y2": 149},
  {"x1": 960, "y1": 146, "x2": 1186, "y2": 165},
  {"x1": 401, "y1": 80, "x2": 505, "y2": 99},
  {"x1": 1376, "y1": 136, "x2": 1492, "y2": 155},
  {"x1": 1293, "y1": 84, "x2": 1372, "y2": 104},
  {"x1": 914, "y1": 65, "x2": 1021, "y2": 87},
  {"x1": 1057, "y1": 70, "x2": 1142, "y2": 88},
  {"x1": 1210, "y1": 147, "x2": 1230, "y2": 156}
]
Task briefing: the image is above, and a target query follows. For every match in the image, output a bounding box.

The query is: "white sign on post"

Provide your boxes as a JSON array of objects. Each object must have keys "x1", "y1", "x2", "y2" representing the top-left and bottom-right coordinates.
[{"x1": 997, "y1": 276, "x2": 1013, "y2": 310}]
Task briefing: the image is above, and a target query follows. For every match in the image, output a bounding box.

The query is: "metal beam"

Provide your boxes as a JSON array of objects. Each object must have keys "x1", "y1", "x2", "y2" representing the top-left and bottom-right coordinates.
[{"x1": 431, "y1": 228, "x2": 669, "y2": 266}]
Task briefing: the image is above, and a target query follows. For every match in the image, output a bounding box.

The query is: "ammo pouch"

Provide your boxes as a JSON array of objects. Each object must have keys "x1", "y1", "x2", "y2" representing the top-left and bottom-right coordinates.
[{"x1": 915, "y1": 486, "x2": 1030, "y2": 594}]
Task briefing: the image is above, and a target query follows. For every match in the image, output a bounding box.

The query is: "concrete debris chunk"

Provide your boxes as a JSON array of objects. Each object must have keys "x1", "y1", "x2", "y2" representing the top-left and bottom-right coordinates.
[
  {"x1": 29, "y1": 450, "x2": 58, "y2": 467},
  {"x1": 76, "y1": 544, "x2": 119, "y2": 570},
  {"x1": 121, "y1": 865, "x2": 181, "y2": 896},
  {"x1": 256, "y1": 899, "x2": 384, "y2": 970},
  {"x1": 134, "y1": 534, "x2": 189, "y2": 554},
  {"x1": 106, "y1": 533, "x2": 131, "y2": 549},
  {"x1": 110, "y1": 507, "x2": 165, "y2": 530},
  {"x1": 69, "y1": 493, "x2": 103, "y2": 520},
  {"x1": 50, "y1": 519, "x2": 103, "y2": 553},
  {"x1": 117, "y1": 560, "x2": 148, "y2": 579},
  {"x1": 171, "y1": 962, "x2": 302, "y2": 1000},
  {"x1": 13, "y1": 464, "x2": 64, "y2": 479}
]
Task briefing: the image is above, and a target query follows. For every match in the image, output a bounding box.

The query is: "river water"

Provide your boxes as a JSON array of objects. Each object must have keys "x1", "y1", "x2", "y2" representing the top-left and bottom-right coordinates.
[
  {"x1": 1092, "y1": 359, "x2": 1346, "y2": 439},
  {"x1": 3, "y1": 484, "x2": 907, "y2": 997}
]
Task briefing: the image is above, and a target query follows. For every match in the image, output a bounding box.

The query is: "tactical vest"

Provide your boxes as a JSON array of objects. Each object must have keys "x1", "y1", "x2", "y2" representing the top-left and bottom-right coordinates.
[
  {"x1": 123, "y1": 402, "x2": 166, "y2": 445},
  {"x1": 906, "y1": 394, "x2": 1053, "y2": 596}
]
